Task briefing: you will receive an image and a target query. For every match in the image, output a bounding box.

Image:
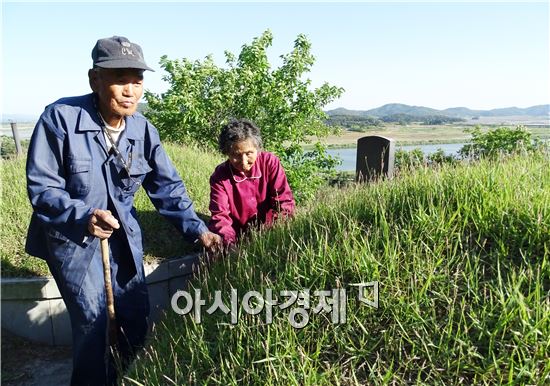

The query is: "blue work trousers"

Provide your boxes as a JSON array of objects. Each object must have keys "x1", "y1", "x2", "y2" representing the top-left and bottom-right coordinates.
[{"x1": 47, "y1": 232, "x2": 149, "y2": 385}]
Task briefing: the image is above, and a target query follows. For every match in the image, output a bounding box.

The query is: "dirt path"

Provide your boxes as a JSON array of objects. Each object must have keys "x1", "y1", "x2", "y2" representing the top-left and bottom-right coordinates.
[{"x1": 1, "y1": 329, "x2": 72, "y2": 385}]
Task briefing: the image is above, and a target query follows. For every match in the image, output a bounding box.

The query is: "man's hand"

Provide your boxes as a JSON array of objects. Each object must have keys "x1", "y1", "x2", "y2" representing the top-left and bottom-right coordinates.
[
  {"x1": 198, "y1": 231, "x2": 223, "y2": 253},
  {"x1": 88, "y1": 209, "x2": 120, "y2": 239}
]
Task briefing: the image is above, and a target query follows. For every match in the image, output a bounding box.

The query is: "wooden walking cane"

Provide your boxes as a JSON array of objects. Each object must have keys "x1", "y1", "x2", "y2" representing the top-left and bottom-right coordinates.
[{"x1": 100, "y1": 238, "x2": 118, "y2": 346}]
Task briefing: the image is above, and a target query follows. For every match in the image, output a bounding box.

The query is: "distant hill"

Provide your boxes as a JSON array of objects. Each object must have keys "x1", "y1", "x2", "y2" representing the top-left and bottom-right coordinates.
[
  {"x1": 442, "y1": 105, "x2": 550, "y2": 117},
  {"x1": 4, "y1": 103, "x2": 548, "y2": 125},
  {"x1": 366, "y1": 103, "x2": 441, "y2": 118},
  {"x1": 327, "y1": 108, "x2": 366, "y2": 117},
  {"x1": 327, "y1": 104, "x2": 550, "y2": 119},
  {"x1": 1, "y1": 114, "x2": 40, "y2": 123}
]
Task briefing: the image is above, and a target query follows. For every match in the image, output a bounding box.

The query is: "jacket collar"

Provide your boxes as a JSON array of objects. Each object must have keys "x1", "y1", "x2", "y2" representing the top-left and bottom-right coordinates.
[
  {"x1": 77, "y1": 93, "x2": 143, "y2": 140},
  {"x1": 228, "y1": 156, "x2": 262, "y2": 183}
]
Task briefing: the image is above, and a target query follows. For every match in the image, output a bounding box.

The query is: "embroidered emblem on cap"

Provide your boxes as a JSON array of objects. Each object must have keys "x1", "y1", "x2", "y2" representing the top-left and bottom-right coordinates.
[{"x1": 121, "y1": 41, "x2": 135, "y2": 56}]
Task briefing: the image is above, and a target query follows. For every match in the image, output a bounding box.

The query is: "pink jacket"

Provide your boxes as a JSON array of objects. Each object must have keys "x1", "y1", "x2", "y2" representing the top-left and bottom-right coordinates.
[{"x1": 208, "y1": 151, "x2": 295, "y2": 245}]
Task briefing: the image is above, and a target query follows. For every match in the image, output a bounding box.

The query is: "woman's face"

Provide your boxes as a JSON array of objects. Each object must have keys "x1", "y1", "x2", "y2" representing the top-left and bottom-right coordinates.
[{"x1": 228, "y1": 138, "x2": 258, "y2": 175}]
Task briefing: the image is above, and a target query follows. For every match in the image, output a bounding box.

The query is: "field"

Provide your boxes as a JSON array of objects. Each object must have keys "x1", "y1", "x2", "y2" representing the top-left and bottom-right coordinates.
[
  {"x1": 312, "y1": 123, "x2": 550, "y2": 148},
  {"x1": 0, "y1": 122, "x2": 35, "y2": 140}
]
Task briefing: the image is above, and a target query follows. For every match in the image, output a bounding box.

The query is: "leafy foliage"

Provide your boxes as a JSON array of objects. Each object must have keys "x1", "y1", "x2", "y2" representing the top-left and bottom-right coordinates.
[
  {"x1": 395, "y1": 148, "x2": 426, "y2": 169},
  {"x1": 1, "y1": 135, "x2": 29, "y2": 159},
  {"x1": 144, "y1": 30, "x2": 344, "y2": 201},
  {"x1": 460, "y1": 125, "x2": 541, "y2": 159},
  {"x1": 396, "y1": 147, "x2": 459, "y2": 171},
  {"x1": 427, "y1": 148, "x2": 458, "y2": 165}
]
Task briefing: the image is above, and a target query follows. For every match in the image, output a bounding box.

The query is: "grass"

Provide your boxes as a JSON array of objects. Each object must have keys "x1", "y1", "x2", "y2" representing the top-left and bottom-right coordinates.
[
  {"x1": 0, "y1": 156, "x2": 35, "y2": 276},
  {"x1": 126, "y1": 152, "x2": 549, "y2": 385},
  {"x1": 0, "y1": 143, "x2": 223, "y2": 277}
]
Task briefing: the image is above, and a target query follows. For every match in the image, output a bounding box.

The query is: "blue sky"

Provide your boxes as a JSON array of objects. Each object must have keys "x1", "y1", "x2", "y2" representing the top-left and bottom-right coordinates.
[{"x1": 2, "y1": 1, "x2": 549, "y2": 117}]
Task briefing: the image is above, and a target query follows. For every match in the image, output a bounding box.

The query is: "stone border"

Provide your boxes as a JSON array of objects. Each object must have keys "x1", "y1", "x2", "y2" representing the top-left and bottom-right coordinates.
[{"x1": 1, "y1": 254, "x2": 200, "y2": 346}]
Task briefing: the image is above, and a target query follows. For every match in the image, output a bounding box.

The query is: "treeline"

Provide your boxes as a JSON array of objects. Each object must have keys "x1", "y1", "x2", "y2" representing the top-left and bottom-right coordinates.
[
  {"x1": 326, "y1": 113, "x2": 465, "y2": 131},
  {"x1": 381, "y1": 113, "x2": 466, "y2": 125},
  {"x1": 325, "y1": 114, "x2": 382, "y2": 131}
]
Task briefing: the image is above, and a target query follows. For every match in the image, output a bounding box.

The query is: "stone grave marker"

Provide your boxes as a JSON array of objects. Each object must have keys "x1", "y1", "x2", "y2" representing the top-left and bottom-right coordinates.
[{"x1": 356, "y1": 135, "x2": 395, "y2": 182}]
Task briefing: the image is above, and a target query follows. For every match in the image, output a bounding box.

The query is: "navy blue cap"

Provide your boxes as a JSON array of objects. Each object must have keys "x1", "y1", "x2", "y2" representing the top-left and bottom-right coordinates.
[{"x1": 92, "y1": 36, "x2": 154, "y2": 71}]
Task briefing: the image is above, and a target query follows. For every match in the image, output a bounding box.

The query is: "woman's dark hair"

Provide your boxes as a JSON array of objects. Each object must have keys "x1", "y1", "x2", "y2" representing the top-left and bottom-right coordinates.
[{"x1": 218, "y1": 119, "x2": 263, "y2": 155}]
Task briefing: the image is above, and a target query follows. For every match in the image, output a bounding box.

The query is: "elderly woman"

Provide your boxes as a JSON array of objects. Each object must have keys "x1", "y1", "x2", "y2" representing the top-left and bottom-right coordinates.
[{"x1": 208, "y1": 119, "x2": 295, "y2": 246}]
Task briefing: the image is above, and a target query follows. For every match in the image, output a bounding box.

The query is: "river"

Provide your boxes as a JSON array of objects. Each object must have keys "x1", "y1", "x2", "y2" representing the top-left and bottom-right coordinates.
[{"x1": 326, "y1": 143, "x2": 465, "y2": 171}]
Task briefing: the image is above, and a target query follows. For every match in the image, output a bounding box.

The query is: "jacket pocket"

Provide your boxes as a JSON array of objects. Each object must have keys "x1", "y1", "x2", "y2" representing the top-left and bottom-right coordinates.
[
  {"x1": 66, "y1": 157, "x2": 92, "y2": 196},
  {"x1": 46, "y1": 228, "x2": 95, "y2": 294},
  {"x1": 46, "y1": 228, "x2": 77, "y2": 262},
  {"x1": 121, "y1": 160, "x2": 152, "y2": 196}
]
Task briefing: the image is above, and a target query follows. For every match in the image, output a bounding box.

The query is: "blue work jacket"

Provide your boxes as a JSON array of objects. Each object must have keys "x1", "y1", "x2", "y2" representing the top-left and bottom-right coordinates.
[{"x1": 25, "y1": 93, "x2": 207, "y2": 290}]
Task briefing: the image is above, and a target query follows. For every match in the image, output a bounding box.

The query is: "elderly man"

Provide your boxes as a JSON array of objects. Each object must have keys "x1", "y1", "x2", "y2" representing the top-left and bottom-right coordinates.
[{"x1": 25, "y1": 36, "x2": 221, "y2": 385}]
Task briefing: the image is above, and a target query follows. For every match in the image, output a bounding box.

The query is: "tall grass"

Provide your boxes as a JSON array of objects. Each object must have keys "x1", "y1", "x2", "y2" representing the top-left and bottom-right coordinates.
[
  {"x1": 0, "y1": 143, "x2": 222, "y2": 277},
  {"x1": 0, "y1": 157, "x2": 37, "y2": 275},
  {"x1": 127, "y1": 152, "x2": 550, "y2": 385},
  {"x1": 134, "y1": 143, "x2": 222, "y2": 262}
]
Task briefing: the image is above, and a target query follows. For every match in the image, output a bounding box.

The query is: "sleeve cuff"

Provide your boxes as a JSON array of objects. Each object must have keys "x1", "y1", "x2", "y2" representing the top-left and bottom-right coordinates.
[{"x1": 193, "y1": 222, "x2": 210, "y2": 242}]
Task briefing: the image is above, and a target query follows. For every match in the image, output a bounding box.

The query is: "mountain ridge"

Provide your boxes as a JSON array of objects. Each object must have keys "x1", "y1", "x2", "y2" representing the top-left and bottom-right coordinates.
[
  {"x1": 327, "y1": 103, "x2": 550, "y2": 118},
  {"x1": 3, "y1": 104, "x2": 549, "y2": 124}
]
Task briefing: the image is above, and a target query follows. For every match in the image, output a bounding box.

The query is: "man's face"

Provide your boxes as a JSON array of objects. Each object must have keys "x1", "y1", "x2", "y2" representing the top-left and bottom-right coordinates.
[
  {"x1": 89, "y1": 68, "x2": 144, "y2": 125},
  {"x1": 228, "y1": 138, "x2": 259, "y2": 175}
]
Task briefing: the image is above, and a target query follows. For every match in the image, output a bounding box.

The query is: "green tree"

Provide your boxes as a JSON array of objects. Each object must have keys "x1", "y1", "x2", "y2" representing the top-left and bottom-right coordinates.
[
  {"x1": 144, "y1": 30, "x2": 344, "y2": 201},
  {"x1": 460, "y1": 125, "x2": 540, "y2": 159}
]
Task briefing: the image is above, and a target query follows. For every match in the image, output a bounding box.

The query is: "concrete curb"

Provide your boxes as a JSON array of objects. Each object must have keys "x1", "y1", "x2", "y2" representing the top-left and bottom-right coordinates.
[{"x1": 1, "y1": 254, "x2": 200, "y2": 346}]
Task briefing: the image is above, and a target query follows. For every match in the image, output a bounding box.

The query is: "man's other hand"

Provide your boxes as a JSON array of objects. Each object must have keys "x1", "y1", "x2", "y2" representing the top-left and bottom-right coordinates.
[{"x1": 198, "y1": 231, "x2": 223, "y2": 252}]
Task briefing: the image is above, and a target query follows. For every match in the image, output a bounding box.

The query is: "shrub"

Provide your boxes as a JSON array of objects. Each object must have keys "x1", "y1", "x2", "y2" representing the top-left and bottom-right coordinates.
[
  {"x1": 395, "y1": 148, "x2": 425, "y2": 169},
  {"x1": 427, "y1": 148, "x2": 458, "y2": 165},
  {"x1": 460, "y1": 125, "x2": 540, "y2": 159},
  {"x1": 1, "y1": 135, "x2": 29, "y2": 159},
  {"x1": 144, "y1": 30, "x2": 344, "y2": 202}
]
